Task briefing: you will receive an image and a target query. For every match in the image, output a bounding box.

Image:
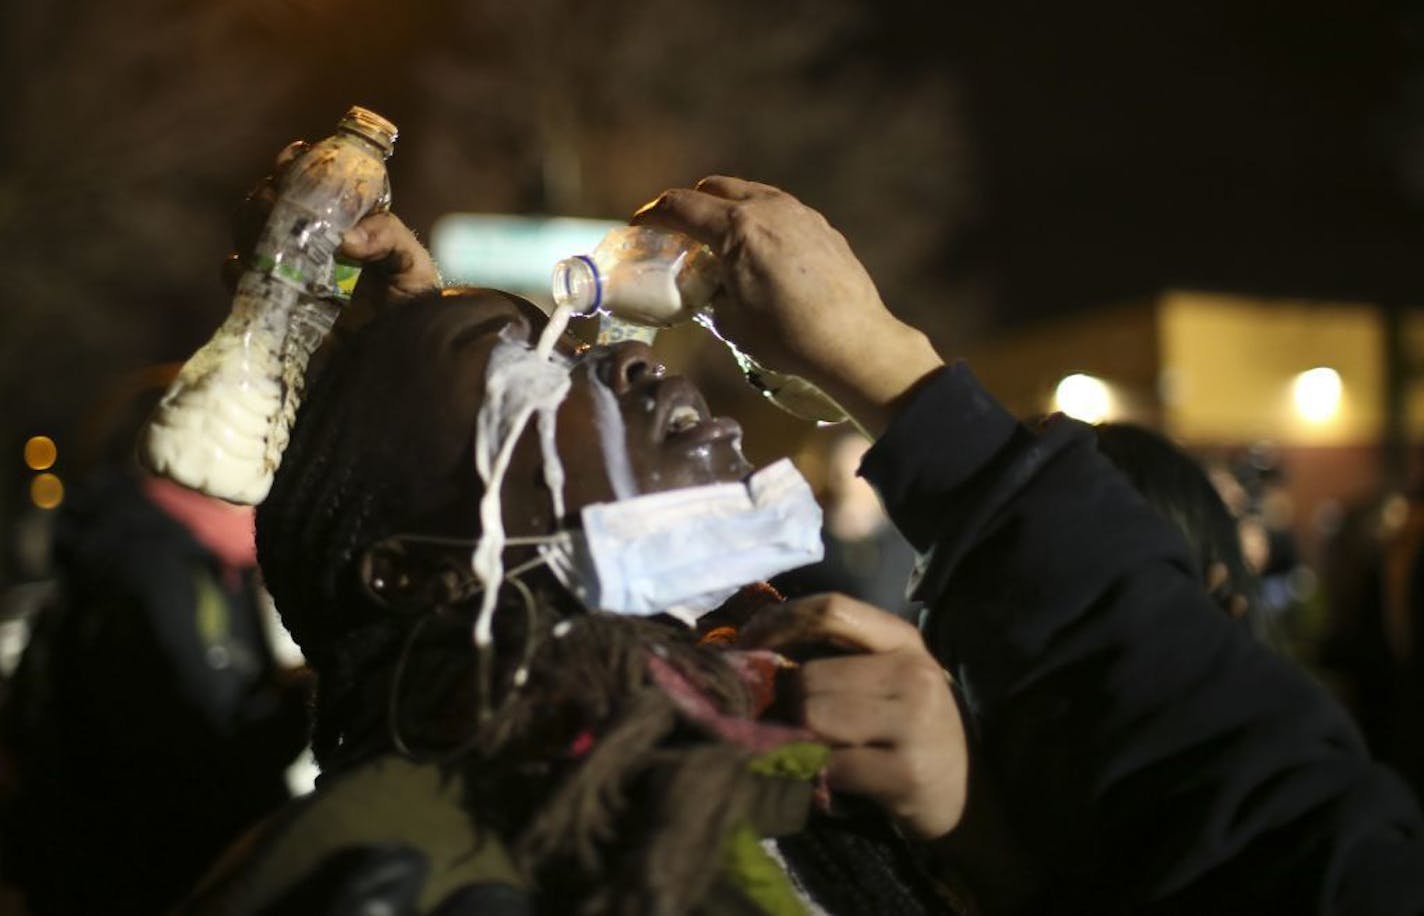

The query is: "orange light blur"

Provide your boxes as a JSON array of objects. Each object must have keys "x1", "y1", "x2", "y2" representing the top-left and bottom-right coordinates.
[
  {"x1": 30, "y1": 473, "x2": 64, "y2": 510},
  {"x1": 23, "y1": 436, "x2": 57, "y2": 471}
]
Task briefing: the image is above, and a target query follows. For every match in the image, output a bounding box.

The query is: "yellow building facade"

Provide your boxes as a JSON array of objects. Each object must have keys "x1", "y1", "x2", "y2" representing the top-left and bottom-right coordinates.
[{"x1": 966, "y1": 291, "x2": 1424, "y2": 560}]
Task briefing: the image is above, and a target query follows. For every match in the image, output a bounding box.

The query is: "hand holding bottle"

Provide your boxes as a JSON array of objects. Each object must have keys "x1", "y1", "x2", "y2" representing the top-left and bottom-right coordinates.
[
  {"x1": 144, "y1": 107, "x2": 416, "y2": 504},
  {"x1": 632, "y1": 177, "x2": 943, "y2": 436},
  {"x1": 228, "y1": 140, "x2": 441, "y2": 330}
]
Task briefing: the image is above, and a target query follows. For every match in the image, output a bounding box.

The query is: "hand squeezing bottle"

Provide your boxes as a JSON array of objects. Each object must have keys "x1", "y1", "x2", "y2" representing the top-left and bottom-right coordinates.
[
  {"x1": 551, "y1": 226, "x2": 850, "y2": 425},
  {"x1": 141, "y1": 106, "x2": 397, "y2": 504}
]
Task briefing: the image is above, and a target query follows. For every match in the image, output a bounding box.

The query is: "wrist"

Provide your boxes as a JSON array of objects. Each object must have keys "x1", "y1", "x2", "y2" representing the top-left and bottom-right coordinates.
[{"x1": 820, "y1": 321, "x2": 943, "y2": 437}]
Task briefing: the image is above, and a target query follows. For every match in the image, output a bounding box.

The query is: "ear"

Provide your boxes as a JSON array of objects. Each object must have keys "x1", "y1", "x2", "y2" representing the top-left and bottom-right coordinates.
[{"x1": 358, "y1": 537, "x2": 469, "y2": 612}]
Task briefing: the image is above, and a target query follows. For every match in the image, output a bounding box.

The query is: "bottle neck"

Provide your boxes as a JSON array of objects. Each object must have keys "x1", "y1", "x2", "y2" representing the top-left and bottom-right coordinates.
[
  {"x1": 552, "y1": 255, "x2": 602, "y2": 316},
  {"x1": 338, "y1": 126, "x2": 394, "y2": 160}
]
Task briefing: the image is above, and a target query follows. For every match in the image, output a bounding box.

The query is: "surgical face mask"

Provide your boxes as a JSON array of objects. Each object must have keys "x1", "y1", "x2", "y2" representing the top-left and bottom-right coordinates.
[{"x1": 537, "y1": 458, "x2": 824, "y2": 626}]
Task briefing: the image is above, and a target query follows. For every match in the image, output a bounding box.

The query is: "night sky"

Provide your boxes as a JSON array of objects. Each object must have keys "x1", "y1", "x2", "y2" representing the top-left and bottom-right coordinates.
[
  {"x1": 871, "y1": 0, "x2": 1424, "y2": 322},
  {"x1": 3, "y1": 0, "x2": 1423, "y2": 477}
]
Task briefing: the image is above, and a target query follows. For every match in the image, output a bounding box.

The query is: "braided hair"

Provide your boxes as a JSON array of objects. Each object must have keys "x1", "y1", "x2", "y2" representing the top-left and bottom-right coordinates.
[{"x1": 257, "y1": 290, "x2": 518, "y2": 765}]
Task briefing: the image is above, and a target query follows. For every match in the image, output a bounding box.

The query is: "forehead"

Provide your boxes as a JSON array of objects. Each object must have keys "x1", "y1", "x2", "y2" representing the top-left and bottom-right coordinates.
[{"x1": 429, "y1": 291, "x2": 588, "y2": 364}]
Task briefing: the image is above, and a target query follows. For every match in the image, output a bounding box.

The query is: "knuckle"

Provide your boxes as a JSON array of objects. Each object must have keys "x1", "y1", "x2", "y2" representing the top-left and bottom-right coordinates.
[
  {"x1": 885, "y1": 612, "x2": 920, "y2": 640},
  {"x1": 904, "y1": 657, "x2": 946, "y2": 697},
  {"x1": 883, "y1": 753, "x2": 917, "y2": 802},
  {"x1": 727, "y1": 202, "x2": 753, "y2": 231},
  {"x1": 797, "y1": 658, "x2": 827, "y2": 690},
  {"x1": 801, "y1": 692, "x2": 832, "y2": 732},
  {"x1": 658, "y1": 188, "x2": 690, "y2": 209},
  {"x1": 365, "y1": 209, "x2": 398, "y2": 231},
  {"x1": 899, "y1": 749, "x2": 933, "y2": 795},
  {"x1": 796, "y1": 593, "x2": 837, "y2": 624},
  {"x1": 728, "y1": 201, "x2": 768, "y2": 238},
  {"x1": 821, "y1": 592, "x2": 856, "y2": 618}
]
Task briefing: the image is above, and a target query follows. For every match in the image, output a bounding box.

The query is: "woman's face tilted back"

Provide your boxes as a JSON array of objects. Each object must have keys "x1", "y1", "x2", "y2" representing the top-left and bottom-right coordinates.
[
  {"x1": 428, "y1": 288, "x2": 754, "y2": 532},
  {"x1": 255, "y1": 287, "x2": 755, "y2": 653}
]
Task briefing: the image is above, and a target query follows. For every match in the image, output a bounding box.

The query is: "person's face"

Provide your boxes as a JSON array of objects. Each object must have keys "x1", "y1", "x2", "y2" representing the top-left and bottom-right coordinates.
[{"x1": 425, "y1": 290, "x2": 752, "y2": 535}]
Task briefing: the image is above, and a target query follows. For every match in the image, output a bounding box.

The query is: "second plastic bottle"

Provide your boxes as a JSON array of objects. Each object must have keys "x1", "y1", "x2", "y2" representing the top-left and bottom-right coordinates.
[{"x1": 142, "y1": 106, "x2": 397, "y2": 504}]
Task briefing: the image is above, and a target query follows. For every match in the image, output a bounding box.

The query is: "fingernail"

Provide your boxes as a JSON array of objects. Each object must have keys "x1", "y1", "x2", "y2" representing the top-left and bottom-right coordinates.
[
  {"x1": 343, "y1": 227, "x2": 368, "y2": 247},
  {"x1": 631, "y1": 195, "x2": 665, "y2": 220}
]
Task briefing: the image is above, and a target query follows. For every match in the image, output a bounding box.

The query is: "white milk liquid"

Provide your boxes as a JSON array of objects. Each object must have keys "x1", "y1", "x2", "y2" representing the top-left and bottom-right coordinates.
[
  {"x1": 140, "y1": 276, "x2": 297, "y2": 504},
  {"x1": 468, "y1": 303, "x2": 577, "y2": 711},
  {"x1": 608, "y1": 260, "x2": 684, "y2": 326}
]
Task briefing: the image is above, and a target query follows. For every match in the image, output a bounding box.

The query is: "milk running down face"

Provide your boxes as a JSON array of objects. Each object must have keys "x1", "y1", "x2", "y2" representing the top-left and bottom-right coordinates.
[{"x1": 455, "y1": 297, "x2": 819, "y2": 654}]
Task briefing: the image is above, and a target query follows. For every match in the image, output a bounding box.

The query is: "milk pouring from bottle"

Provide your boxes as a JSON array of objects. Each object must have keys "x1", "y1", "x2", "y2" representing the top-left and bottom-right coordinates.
[
  {"x1": 551, "y1": 226, "x2": 850, "y2": 425},
  {"x1": 141, "y1": 107, "x2": 397, "y2": 504}
]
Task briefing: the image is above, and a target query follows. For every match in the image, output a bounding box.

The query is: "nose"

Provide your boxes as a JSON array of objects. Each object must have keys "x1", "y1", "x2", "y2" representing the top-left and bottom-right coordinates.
[{"x1": 597, "y1": 341, "x2": 663, "y2": 394}]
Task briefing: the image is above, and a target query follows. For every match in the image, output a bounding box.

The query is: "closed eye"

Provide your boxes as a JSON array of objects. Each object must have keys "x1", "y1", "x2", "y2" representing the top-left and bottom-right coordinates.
[{"x1": 449, "y1": 314, "x2": 529, "y2": 350}]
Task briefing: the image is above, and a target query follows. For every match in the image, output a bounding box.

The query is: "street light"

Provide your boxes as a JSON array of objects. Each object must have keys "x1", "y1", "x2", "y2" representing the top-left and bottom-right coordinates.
[
  {"x1": 1054, "y1": 373, "x2": 1112, "y2": 424},
  {"x1": 1292, "y1": 367, "x2": 1342, "y2": 424}
]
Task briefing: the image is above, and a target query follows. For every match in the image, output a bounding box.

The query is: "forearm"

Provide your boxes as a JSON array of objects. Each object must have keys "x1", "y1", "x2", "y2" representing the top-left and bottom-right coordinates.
[{"x1": 809, "y1": 319, "x2": 943, "y2": 439}]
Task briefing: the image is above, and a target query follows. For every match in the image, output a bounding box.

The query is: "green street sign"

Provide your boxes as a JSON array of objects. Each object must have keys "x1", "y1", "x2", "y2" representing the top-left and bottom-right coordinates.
[{"x1": 430, "y1": 214, "x2": 621, "y2": 295}]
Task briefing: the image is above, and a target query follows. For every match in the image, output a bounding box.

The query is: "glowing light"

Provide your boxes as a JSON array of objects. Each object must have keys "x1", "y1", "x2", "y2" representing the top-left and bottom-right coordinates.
[
  {"x1": 1054, "y1": 373, "x2": 1113, "y2": 424},
  {"x1": 1382, "y1": 493, "x2": 1410, "y2": 534},
  {"x1": 1292, "y1": 367, "x2": 1342, "y2": 423},
  {"x1": 23, "y1": 436, "x2": 56, "y2": 471},
  {"x1": 30, "y1": 473, "x2": 64, "y2": 510}
]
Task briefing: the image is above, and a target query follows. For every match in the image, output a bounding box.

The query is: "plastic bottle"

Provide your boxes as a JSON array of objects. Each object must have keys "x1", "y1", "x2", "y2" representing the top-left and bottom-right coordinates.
[
  {"x1": 551, "y1": 226, "x2": 850, "y2": 425},
  {"x1": 141, "y1": 106, "x2": 397, "y2": 504}
]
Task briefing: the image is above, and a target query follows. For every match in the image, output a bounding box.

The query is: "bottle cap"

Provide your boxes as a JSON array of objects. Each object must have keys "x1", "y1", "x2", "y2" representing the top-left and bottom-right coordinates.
[
  {"x1": 552, "y1": 255, "x2": 602, "y2": 315},
  {"x1": 339, "y1": 106, "x2": 398, "y2": 158}
]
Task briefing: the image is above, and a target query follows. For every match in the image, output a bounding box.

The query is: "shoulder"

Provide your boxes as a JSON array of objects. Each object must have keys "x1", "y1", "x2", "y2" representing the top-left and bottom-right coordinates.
[{"x1": 182, "y1": 755, "x2": 524, "y2": 914}]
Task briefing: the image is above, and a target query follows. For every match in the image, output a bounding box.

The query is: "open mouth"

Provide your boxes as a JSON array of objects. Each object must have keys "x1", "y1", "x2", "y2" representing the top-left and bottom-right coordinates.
[
  {"x1": 666, "y1": 404, "x2": 701, "y2": 435},
  {"x1": 653, "y1": 378, "x2": 740, "y2": 446}
]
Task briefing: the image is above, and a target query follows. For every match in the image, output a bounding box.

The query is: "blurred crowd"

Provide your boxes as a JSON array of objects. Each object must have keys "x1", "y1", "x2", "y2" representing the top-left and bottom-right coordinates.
[{"x1": 0, "y1": 375, "x2": 309, "y2": 913}]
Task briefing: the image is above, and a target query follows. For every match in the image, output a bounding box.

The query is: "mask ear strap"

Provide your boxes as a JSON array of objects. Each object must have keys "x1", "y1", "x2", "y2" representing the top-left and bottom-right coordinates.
[
  {"x1": 376, "y1": 532, "x2": 562, "y2": 550},
  {"x1": 503, "y1": 573, "x2": 540, "y2": 691},
  {"x1": 386, "y1": 567, "x2": 546, "y2": 762},
  {"x1": 387, "y1": 613, "x2": 435, "y2": 760}
]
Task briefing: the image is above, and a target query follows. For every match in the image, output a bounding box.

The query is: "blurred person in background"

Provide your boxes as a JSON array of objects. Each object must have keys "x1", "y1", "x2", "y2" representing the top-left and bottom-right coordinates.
[
  {"x1": 1319, "y1": 499, "x2": 1399, "y2": 759},
  {"x1": 0, "y1": 369, "x2": 309, "y2": 914},
  {"x1": 1380, "y1": 495, "x2": 1424, "y2": 802},
  {"x1": 1093, "y1": 423, "x2": 1262, "y2": 637},
  {"x1": 1317, "y1": 491, "x2": 1424, "y2": 804},
  {"x1": 774, "y1": 431, "x2": 919, "y2": 619},
  {"x1": 1233, "y1": 448, "x2": 1323, "y2": 650}
]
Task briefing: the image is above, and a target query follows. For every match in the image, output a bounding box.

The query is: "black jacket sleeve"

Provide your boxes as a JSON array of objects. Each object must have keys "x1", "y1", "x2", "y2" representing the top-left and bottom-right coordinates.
[{"x1": 861, "y1": 362, "x2": 1424, "y2": 914}]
